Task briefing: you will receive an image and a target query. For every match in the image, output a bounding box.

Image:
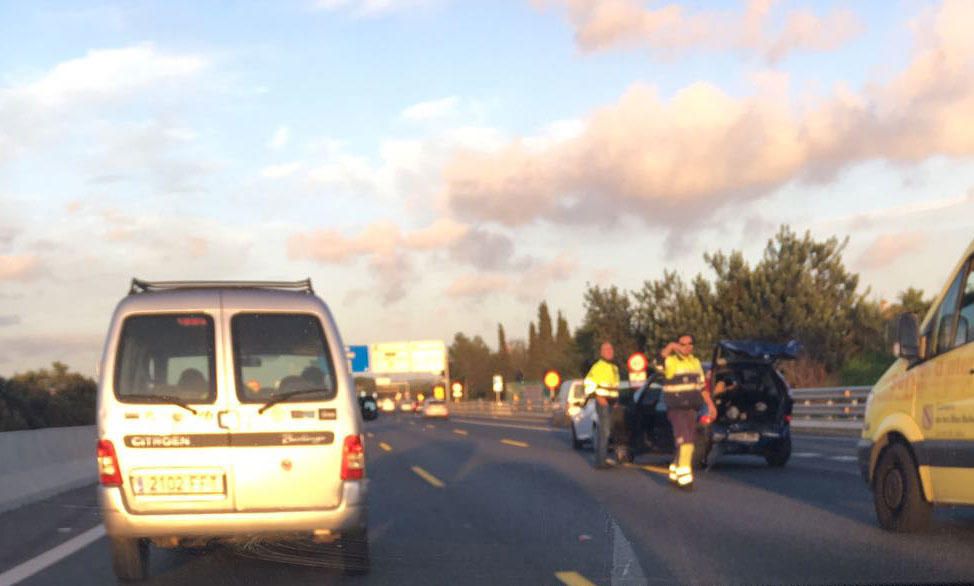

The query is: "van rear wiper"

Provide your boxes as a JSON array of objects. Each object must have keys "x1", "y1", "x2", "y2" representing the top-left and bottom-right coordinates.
[
  {"x1": 258, "y1": 388, "x2": 327, "y2": 414},
  {"x1": 122, "y1": 394, "x2": 198, "y2": 415}
]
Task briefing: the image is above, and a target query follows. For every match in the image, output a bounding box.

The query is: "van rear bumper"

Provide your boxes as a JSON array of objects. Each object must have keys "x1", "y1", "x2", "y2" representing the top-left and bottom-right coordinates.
[{"x1": 100, "y1": 481, "x2": 367, "y2": 538}]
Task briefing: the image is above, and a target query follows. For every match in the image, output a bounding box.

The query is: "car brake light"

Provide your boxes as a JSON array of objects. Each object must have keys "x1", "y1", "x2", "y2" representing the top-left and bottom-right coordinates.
[
  {"x1": 341, "y1": 435, "x2": 365, "y2": 480},
  {"x1": 784, "y1": 415, "x2": 792, "y2": 423},
  {"x1": 97, "y1": 440, "x2": 122, "y2": 486},
  {"x1": 699, "y1": 415, "x2": 713, "y2": 426}
]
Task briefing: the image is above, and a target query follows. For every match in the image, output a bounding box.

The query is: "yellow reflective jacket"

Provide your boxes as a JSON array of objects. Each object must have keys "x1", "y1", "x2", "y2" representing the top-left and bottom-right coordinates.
[
  {"x1": 584, "y1": 359, "x2": 620, "y2": 396},
  {"x1": 663, "y1": 354, "x2": 704, "y2": 392}
]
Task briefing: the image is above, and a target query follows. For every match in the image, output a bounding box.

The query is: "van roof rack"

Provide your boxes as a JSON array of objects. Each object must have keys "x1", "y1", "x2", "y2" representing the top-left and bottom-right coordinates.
[{"x1": 129, "y1": 279, "x2": 314, "y2": 295}]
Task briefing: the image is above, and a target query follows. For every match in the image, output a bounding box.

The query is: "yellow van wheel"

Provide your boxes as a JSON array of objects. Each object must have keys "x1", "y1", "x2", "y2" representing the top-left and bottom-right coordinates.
[{"x1": 873, "y1": 443, "x2": 931, "y2": 532}]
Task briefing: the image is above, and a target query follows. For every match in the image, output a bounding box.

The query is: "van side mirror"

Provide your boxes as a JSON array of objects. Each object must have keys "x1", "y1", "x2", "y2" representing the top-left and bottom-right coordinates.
[{"x1": 893, "y1": 312, "x2": 920, "y2": 361}]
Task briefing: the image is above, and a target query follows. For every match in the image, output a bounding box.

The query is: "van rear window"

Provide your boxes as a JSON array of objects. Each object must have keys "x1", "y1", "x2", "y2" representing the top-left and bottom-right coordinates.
[
  {"x1": 231, "y1": 313, "x2": 337, "y2": 403},
  {"x1": 114, "y1": 314, "x2": 216, "y2": 403}
]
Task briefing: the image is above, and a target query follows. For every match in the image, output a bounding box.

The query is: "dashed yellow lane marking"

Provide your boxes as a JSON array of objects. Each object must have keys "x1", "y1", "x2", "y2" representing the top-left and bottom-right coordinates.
[
  {"x1": 366, "y1": 432, "x2": 375, "y2": 438},
  {"x1": 555, "y1": 571, "x2": 597, "y2": 586},
  {"x1": 500, "y1": 439, "x2": 529, "y2": 448},
  {"x1": 411, "y1": 466, "x2": 445, "y2": 488},
  {"x1": 452, "y1": 429, "x2": 469, "y2": 436},
  {"x1": 379, "y1": 442, "x2": 392, "y2": 452},
  {"x1": 425, "y1": 424, "x2": 435, "y2": 429}
]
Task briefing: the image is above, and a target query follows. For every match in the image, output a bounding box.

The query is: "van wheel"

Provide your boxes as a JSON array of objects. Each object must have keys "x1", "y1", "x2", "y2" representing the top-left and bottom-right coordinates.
[
  {"x1": 570, "y1": 422, "x2": 583, "y2": 450},
  {"x1": 338, "y1": 528, "x2": 370, "y2": 575},
  {"x1": 873, "y1": 443, "x2": 931, "y2": 532},
  {"x1": 111, "y1": 537, "x2": 149, "y2": 582},
  {"x1": 765, "y1": 437, "x2": 791, "y2": 467}
]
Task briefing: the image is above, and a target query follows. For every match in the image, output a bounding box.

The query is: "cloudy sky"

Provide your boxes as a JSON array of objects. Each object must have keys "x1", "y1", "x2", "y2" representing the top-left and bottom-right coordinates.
[{"x1": 2, "y1": 0, "x2": 973, "y2": 375}]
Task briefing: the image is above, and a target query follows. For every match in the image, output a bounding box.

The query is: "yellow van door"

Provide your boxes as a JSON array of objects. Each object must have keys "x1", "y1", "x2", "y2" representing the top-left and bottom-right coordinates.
[{"x1": 922, "y1": 256, "x2": 974, "y2": 504}]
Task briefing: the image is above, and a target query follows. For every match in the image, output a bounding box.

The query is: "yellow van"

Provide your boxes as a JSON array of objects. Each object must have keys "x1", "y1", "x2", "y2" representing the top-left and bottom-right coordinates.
[{"x1": 859, "y1": 239, "x2": 974, "y2": 531}]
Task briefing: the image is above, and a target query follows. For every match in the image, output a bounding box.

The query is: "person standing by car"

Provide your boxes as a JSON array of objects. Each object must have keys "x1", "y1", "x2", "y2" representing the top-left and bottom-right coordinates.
[
  {"x1": 660, "y1": 334, "x2": 716, "y2": 489},
  {"x1": 584, "y1": 341, "x2": 622, "y2": 466}
]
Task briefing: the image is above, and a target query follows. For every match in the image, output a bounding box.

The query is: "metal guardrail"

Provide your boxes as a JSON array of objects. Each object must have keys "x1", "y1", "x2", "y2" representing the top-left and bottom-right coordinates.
[
  {"x1": 790, "y1": 386, "x2": 869, "y2": 434},
  {"x1": 449, "y1": 386, "x2": 872, "y2": 436}
]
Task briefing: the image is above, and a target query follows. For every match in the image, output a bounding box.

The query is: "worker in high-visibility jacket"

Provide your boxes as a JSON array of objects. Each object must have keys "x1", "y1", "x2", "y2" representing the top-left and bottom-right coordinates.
[
  {"x1": 584, "y1": 341, "x2": 623, "y2": 466},
  {"x1": 660, "y1": 334, "x2": 716, "y2": 489}
]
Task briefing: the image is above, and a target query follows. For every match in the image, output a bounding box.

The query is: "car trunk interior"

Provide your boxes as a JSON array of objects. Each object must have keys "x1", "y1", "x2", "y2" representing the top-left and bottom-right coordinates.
[{"x1": 713, "y1": 363, "x2": 784, "y2": 427}]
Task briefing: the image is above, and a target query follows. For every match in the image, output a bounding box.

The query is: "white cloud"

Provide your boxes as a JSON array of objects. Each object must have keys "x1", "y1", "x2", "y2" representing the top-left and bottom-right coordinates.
[
  {"x1": 442, "y1": 0, "x2": 974, "y2": 239},
  {"x1": 268, "y1": 125, "x2": 290, "y2": 150},
  {"x1": 0, "y1": 254, "x2": 40, "y2": 281},
  {"x1": 445, "y1": 274, "x2": 512, "y2": 299},
  {"x1": 261, "y1": 161, "x2": 303, "y2": 179},
  {"x1": 403, "y1": 217, "x2": 470, "y2": 250},
  {"x1": 0, "y1": 44, "x2": 209, "y2": 169},
  {"x1": 12, "y1": 44, "x2": 206, "y2": 107},
  {"x1": 536, "y1": 0, "x2": 861, "y2": 62},
  {"x1": 857, "y1": 232, "x2": 927, "y2": 270},
  {"x1": 401, "y1": 96, "x2": 460, "y2": 121},
  {"x1": 82, "y1": 120, "x2": 218, "y2": 193},
  {"x1": 311, "y1": 0, "x2": 434, "y2": 17}
]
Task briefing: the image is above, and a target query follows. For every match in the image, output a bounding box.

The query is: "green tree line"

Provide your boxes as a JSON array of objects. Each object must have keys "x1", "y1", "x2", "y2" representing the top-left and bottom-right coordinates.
[
  {"x1": 449, "y1": 226, "x2": 934, "y2": 392},
  {"x1": 0, "y1": 362, "x2": 97, "y2": 430}
]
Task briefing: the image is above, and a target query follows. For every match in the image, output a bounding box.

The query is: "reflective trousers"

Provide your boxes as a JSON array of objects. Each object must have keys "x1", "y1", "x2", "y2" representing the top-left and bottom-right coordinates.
[{"x1": 667, "y1": 408, "x2": 697, "y2": 486}]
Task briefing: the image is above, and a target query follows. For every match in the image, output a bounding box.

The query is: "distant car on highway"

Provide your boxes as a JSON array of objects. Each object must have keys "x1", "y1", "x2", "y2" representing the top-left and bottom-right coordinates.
[
  {"x1": 400, "y1": 401, "x2": 415, "y2": 413},
  {"x1": 96, "y1": 279, "x2": 369, "y2": 581},
  {"x1": 380, "y1": 398, "x2": 396, "y2": 413},
  {"x1": 359, "y1": 395, "x2": 378, "y2": 421},
  {"x1": 860, "y1": 238, "x2": 974, "y2": 532},
  {"x1": 571, "y1": 340, "x2": 795, "y2": 469},
  {"x1": 423, "y1": 399, "x2": 449, "y2": 419},
  {"x1": 550, "y1": 379, "x2": 584, "y2": 427}
]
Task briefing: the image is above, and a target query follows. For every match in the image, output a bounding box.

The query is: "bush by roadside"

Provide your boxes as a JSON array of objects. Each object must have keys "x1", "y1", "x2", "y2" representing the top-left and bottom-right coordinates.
[{"x1": 0, "y1": 362, "x2": 96, "y2": 431}]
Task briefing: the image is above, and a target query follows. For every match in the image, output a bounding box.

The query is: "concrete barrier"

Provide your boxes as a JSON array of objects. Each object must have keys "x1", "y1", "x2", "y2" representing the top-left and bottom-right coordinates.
[{"x1": 0, "y1": 425, "x2": 96, "y2": 514}]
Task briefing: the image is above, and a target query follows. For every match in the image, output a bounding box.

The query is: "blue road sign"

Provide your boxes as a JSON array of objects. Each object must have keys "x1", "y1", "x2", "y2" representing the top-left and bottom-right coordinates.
[{"x1": 347, "y1": 345, "x2": 370, "y2": 373}]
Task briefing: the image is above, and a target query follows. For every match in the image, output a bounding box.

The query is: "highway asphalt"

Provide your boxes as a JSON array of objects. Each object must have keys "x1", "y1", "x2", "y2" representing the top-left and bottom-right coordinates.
[{"x1": 3, "y1": 415, "x2": 974, "y2": 585}]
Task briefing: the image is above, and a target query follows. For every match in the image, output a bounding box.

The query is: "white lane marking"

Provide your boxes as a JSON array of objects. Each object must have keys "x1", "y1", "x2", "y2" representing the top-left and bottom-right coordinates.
[
  {"x1": 829, "y1": 455, "x2": 858, "y2": 462},
  {"x1": 0, "y1": 524, "x2": 105, "y2": 586},
  {"x1": 611, "y1": 520, "x2": 647, "y2": 586},
  {"x1": 451, "y1": 418, "x2": 559, "y2": 433},
  {"x1": 792, "y1": 452, "x2": 821, "y2": 458}
]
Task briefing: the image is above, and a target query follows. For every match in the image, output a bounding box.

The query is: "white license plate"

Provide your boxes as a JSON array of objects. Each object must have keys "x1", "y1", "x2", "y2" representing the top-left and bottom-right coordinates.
[
  {"x1": 131, "y1": 471, "x2": 225, "y2": 495},
  {"x1": 728, "y1": 432, "x2": 760, "y2": 443}
]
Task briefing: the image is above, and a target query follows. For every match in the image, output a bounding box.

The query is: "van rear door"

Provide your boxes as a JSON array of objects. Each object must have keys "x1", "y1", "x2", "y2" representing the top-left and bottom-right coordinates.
[
  {"x1": 109, "y1": 305, "x2": 235, "y2": 514},
  {"x1": 222, "y1": 308, "x2": 344, "y2": 512}
]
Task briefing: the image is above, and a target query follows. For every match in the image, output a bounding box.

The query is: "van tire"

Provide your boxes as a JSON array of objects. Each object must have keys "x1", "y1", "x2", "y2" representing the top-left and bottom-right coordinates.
[
  {"x1": 873, "y1": 443, "x2": 931, "y2": 532},
  {"x1": 765, "y1": 437, "x2": 791, "y2": 467},
  {"x1": 339, "y1": 528, "x2": 370, "y2": 575},
  {"x1": 111, "y1": 537, "x2": 149, "y2": 582},
  {"x1": 570, "y1": 422, "x2": 583, "y2": 450}
]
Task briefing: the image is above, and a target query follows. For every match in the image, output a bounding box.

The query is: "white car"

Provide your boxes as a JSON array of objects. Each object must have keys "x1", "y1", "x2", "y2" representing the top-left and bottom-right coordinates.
[
  {"x1": 570, "y1": 381, "x2": 632, "y2": 452},
  {"x1": 422, "y1": 400, "x2": 449, "y2": 419},
  {"x1": 551, "y1": 379, "x2": 584, "y2": 427}
]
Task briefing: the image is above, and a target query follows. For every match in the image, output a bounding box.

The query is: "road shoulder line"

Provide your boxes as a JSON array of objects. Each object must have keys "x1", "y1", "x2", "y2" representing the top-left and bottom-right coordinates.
[{"x1": 0, "y1": 524, "x2": 105, "y2": 586}]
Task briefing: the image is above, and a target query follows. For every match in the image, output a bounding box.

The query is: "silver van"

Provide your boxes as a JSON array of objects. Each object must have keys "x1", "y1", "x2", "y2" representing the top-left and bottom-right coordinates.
[{"x1": 96, "y1": 280, "x2": 368, "y2": 580}]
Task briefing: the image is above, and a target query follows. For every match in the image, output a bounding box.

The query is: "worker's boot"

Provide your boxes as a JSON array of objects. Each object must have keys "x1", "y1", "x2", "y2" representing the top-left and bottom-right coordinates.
[{"x1": 676, "y1": 444, "x2": 694, "y2": 490}]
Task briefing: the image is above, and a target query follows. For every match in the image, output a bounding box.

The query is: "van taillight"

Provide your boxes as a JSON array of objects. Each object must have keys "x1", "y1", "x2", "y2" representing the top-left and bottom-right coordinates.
[
  {"x1": 341, "y1": 435, "x2": 365, "y2": 480},
  {"x1": 97, "y1": 440, "x2": 122, "y2": 486}
]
